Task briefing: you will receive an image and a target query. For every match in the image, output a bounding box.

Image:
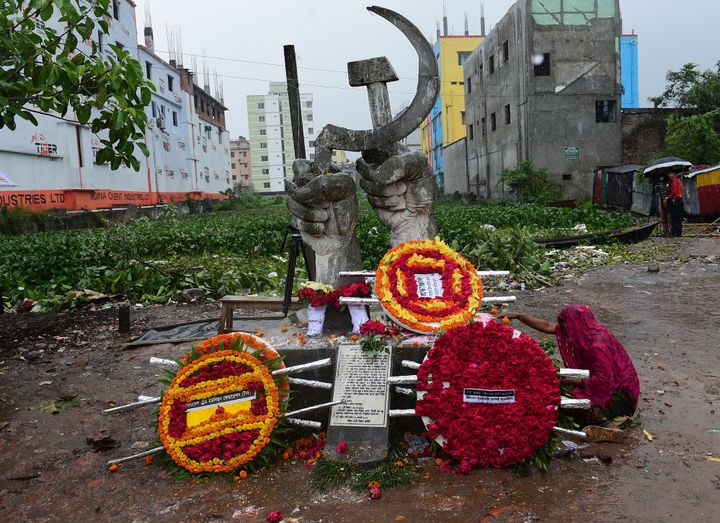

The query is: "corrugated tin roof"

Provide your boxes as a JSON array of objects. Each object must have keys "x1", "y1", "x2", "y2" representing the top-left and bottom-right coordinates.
[
  {"x1": 607, "y1": 165, "x2": 643, "y2": 174},
  {"x1": 685, "y1": 164, "x2": 720, "y2": 179}
]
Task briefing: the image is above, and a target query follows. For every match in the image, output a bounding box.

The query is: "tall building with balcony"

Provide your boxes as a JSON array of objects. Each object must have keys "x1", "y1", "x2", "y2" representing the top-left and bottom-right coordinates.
[
  {"x1": 247, "y1": 83, "x2": 314, "y2": 193},
  {"x1": 230, "y1": 136, "x2": 252, "y2": 187}
]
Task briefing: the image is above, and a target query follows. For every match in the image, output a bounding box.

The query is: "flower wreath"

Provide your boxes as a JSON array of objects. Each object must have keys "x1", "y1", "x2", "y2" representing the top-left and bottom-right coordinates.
[
  {"x1": 415, "y1": 321, "x2": 560, "y2": 469},
  {"x1": 375, "y1": 238, "x2": 483, "y2": 333},
  {"x1": 157, "y1": 333, "x2": 289, "y2": 473}
]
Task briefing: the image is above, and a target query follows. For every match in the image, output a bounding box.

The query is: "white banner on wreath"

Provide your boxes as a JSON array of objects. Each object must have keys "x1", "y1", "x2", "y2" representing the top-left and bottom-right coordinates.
[{"x1": 415, "y1": 273, "x2": 444, "y2": 299}]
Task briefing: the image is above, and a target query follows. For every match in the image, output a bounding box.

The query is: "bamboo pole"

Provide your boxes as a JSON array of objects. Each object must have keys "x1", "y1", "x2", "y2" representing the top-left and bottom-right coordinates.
[
  {"x1": 283, "y1": 400, "x2": 343, "y2": 418},
  {"x1": 287, "y1": 377, "x2": 333, "y2": 390},
  {"x1": 272, "y1": 358, "x2": 332, "y2": 376},
  {"x1": 106, "y1": 446, "x2": 164, "y2": 466},
  {"x1": 387, "y1": 375, "x2": 418, "y2": 384}
]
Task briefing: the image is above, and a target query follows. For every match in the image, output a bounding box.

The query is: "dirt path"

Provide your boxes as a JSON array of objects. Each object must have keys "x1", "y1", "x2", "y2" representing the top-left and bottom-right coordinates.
[{"x1": 1, "y1": 238, "x2": 718, "y2": 522}]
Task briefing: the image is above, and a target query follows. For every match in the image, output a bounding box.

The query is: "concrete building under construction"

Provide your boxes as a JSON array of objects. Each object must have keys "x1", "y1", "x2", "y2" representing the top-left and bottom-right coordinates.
[{"x1": 460, "y1": 0, "x2": 623, "y2": 200}]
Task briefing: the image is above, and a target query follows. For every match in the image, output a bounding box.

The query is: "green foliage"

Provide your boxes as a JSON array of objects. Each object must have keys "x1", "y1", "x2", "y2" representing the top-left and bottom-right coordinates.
[
  {"x1": 360, "y1": 335, "x2": 391, "y2": 357},
  {"x1": 666, "y1": 110, "x2": 720, "y2": 165},
  {"x1": 498, "y1": 161, "x2": 563, "y2": 204},
  {"x1": 0, "y1": 206, "x2": 46, "y2": 235},
  {"x1": 0, "y1": 198, "x2": 638, "y2": 310},
  {"x1": 651, "y1": 61, "x2": 720, "y2": 116},
  {"x1": 0, "y1": 0, "x2": 154, "y2": 170},
  {"x1": 652, "y1": 61, "x2": 720, "y2": 164},
  {"x1": 0, "y1": 203, "x2": 294, "y2": 310}
]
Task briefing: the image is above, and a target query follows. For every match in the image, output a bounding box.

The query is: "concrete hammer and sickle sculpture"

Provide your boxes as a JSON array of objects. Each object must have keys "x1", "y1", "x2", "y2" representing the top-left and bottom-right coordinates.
[{"x1": 287, "y1": 6, "x2": 440, "y2": 286}]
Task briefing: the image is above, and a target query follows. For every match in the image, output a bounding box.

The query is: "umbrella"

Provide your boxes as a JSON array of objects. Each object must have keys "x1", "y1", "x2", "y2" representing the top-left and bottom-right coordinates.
[
  {"x1": 643, "y1": 157, "x2": 692, "y2": 177},
  {"x1": 0, "y1": 170, "x2": 18, "y2": 187}
]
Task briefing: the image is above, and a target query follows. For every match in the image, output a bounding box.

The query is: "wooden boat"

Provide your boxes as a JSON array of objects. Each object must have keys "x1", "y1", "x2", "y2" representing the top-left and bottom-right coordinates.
[{"x1": 535, "y1": 221, "x2": 658, "y2": 249}]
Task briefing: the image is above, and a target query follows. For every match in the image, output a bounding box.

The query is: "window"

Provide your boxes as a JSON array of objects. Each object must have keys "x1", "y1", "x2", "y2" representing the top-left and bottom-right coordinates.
[
  {"x1": 467, "y1": 77, "x2": 472, "y2": 94},
  {"x1": 309, "y1": 141, "x2": 315, "y2": 147},
  {"x1": 172, "y1": 111, "x2": 178, "y2": 126},
  {"x1": 461, "y1": 111, "x2": 466, "y2": 125},
  {"x1": 489, "y1": 55, "x2": 495, "y2": 75},
  {"x1": 502, "y1": 41, "x2": 509, "y2": 63},
  {"x1": 231, "y1": 152, "x2": 235, "y2": 158},
  {"x1": 595, "y1": 100, "x2": 617, "y2": 123},
  {"x1": 306, "y1": 114, "x2": 313, "y2": 121},
  {"x1": 308, "y1": 127, "x2": 314, "y2": 135},
  {"x1": 258, "y1": 102, "x2": 264, "y2": 109},
  {"x1": 167, "y1": 75, "x2": 174, "y2": 92},
  {"x1": 263, "y1": 182, "x2": 270, "y2": 188},
  {"x1": 262, "y1": 169, "x2": 269, "y2": 175},
  {"x1": 259, "y1": 116, "x2": 265, "y2": 122},
  {"x1": 160, "y1": 105, "x2": 165, "y2": 117},
  {"x1": 260, "y1": 143, "x2": 267, "y2": 149},
  {"x1": 305, "y1": 101, "x2": 312, "y2": 108},
  {"x1": 505, "y1": 104, "x2": 511, "y2": 125},
  {"x1": 259, "y1": 129, "x2": 266, "y2": 135},
  {"x1": 534, "y1": 53, "x2": 551, "y2": 76},
  {"x1": 261, "y1": 155, "x2": 268, "y2": 161},
  {"x1": 151, "y1": 101, "x2": 157, "y2": 118},
  {"x1": 469, "y1": 124, "x2": 474, "y2": 140},
  {"x1": 458, "y1": 51, "x2": 471, "y2": 66},
  {"x1": 490, "y1": 112, "x2": 497, "y2": 131},
  {"x1": 205, "y1": 125, "x2": 211, "y2": 139},
  {"x1": 112, "y1": 0, "x2": 119, "y2": 20},
  {"x1": 232, "y1": 175, "x2": 237, "y2": 180},
  {"x1": 232, "y1": 163, "x2": 236, "y2": 169},
  {"x1": 98, "y1": 31, "x2": 104, "y2": 53},
  {"x1": 479, "y1": 63, "x2": 484, "y2": 80}
]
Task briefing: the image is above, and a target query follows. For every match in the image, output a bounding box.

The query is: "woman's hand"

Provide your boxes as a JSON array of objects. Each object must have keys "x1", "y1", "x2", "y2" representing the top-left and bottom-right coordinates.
[{"x1": 502, "y1": 312, "x2": 521, "y2": 320}]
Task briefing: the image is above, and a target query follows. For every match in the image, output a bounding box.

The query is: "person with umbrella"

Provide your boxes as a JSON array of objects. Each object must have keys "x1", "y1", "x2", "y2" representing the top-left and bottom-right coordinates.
[
  {"x1": 665, "y1": 169, "x2": 684, "y2": 237},
  {"x1": 643, "y1": 157, "x2": 691, "y2": 237}
]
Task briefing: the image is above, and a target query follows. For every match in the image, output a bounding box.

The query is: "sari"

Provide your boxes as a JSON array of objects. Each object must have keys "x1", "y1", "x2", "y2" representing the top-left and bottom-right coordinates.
[{"x1": 556, "y1": 305, "x2": 640, "y2": 419}]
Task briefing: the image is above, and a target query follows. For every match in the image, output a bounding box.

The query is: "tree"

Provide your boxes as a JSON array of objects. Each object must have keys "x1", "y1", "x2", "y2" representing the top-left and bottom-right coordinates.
[
  {"x1": 651, "y1": 61, "x2": 720, "y2": 165},
  {"x1": 0, "y1": 1, "x2": 154, "y2": 170},
  {"x1": 498, "y1": 160, "x2": 562, "y2": 205},
  {"x1": 665, "y1": 111, "x2": 720, "y2": 166}
]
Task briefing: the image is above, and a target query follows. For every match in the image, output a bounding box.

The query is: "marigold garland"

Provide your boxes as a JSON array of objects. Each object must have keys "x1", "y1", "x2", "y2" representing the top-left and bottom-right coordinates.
[
  {"x1": 375, "y1": 238, "x2": 483, "y2": 333},
  {"x1": 415, "y1": 321, "x2": 560, "y2": 469},
  {"x1": 158, "y1": 333, "x2": 288, "y2": 474}
]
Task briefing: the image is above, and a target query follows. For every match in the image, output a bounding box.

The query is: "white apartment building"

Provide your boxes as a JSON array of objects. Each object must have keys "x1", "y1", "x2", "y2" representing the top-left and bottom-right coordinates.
[{"x1": 247, "y1": 82, "x2": 314, "y2": 193}]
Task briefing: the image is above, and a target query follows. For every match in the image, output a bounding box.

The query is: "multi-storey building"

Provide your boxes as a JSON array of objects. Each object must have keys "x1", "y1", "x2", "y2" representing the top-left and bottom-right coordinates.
[
  {"x1": 419, "y1": 15, "x2": 484, "y2": 191},
  {"x1": 247, "y1": 82, "x2": 314, "y2": 193},
  {"x1": 463, "y1": 0, "x2": 623, "y2": 200},
  {"x1": 230, "y1": 136, "x2": 252, "y2": 187},
  {"x1": 0, "y1": 1, "x2": 231, "y2": 211}
]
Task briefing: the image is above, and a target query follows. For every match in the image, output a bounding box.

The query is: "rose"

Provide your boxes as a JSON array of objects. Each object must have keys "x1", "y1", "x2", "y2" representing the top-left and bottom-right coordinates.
[
  {"x1": 360, "y1": 320, "x2": 387, "y2": 336},
  {"x1": 266, "y1": 511, "x2": 283, "y2": 522},
  {"x1": 336, "y1": 440, "x2": 348, "y2": 453}
]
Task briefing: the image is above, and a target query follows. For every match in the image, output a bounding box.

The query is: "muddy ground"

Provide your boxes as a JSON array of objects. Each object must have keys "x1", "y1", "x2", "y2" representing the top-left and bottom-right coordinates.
[{"x1": 1, "y1": 237, "x2": 719, "y2": 523}]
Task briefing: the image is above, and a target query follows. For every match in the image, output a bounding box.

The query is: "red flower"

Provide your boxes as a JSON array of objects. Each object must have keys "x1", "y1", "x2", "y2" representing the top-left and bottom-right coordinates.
[
  {"x1": 416, "y1": 321, "x2": 560, "y2": 470},
  {"x1": 266, "y1": 511, "x2": 283, "y2": 522},
  {"x1": 368, "y1": 484, "x2": 382, "y2": 499},
  {"x1": 336, "y1": 440, "x2": 348, "y2": 453},
  {"x1": 359, "y1": 320, "x2": 386, "y2": 336}
]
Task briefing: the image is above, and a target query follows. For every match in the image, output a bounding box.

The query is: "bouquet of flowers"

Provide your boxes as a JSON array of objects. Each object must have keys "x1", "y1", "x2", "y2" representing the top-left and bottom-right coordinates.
[
  {"x1": 297, "y1": 281, "x2": 335, "y2": 336},
  {"x1": 331, "y1": 282, "x2": 373, "y2": 333},
  {"x1": 297, "y1": 281, "x2": 335, "y2": 307}
]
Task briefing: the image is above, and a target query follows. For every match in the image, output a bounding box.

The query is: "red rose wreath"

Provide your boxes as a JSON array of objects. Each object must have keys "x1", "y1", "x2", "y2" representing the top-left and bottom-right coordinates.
[{"x1": 415, "y1": 320, "x2": 560, "y2": 469}]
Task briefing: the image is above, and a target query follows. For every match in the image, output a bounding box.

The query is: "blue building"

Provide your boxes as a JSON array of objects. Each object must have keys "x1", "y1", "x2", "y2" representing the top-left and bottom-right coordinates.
[{"x1": 621, "y1": 33, "x2": 639, "y2": 108}]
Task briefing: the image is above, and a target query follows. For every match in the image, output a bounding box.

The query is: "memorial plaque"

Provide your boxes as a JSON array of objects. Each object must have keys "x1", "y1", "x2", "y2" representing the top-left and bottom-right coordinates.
[
  {"x1": 326, "y1": 343, "x2": 392, "y2": 464},
  {"x1": 330, "y1": 344, "x2": 391, "y2": 427}
]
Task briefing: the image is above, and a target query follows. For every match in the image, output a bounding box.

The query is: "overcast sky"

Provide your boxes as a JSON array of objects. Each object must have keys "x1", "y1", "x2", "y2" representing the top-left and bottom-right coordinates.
[{"x1": 134, "y1": 0, "x2": 720, "y2": 139}]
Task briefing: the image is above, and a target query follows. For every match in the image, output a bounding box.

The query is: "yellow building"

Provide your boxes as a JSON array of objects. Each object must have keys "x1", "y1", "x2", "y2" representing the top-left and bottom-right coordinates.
[{"x1": 420, "y1": 35, "x2": 484, "y2": 189}]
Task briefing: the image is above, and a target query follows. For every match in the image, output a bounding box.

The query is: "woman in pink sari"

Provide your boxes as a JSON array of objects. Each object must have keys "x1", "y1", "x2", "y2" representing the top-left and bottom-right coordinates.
[{"x1": 505, "y1": 305, "x2": 640, "y2": 423}]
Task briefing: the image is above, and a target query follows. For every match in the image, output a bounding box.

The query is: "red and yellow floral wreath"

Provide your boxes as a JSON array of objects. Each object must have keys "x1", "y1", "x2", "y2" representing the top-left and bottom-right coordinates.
[
  {"x1": 158, "y1": 333, "x2": 288, "y2": 474},
  {"x1": 375, "y1": 238, "x2": 483, "y2": 333}
]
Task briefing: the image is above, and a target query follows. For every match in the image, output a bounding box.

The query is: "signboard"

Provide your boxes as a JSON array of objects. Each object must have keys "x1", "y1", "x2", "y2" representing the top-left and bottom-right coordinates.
[
  {"x1": 185, "y1": 390, "x2": 256, "y2": 428},
  {"x1": 564, "y1": 147, "x2": 581, "y2": 160},
  {"x1": 329, "y1": 344, "x2": 391, "y2": 427},
  {"x1": 463, "y1": 388, "x2": 516, "y2": 404}
]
